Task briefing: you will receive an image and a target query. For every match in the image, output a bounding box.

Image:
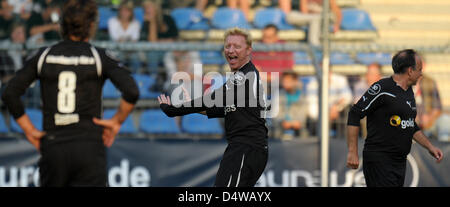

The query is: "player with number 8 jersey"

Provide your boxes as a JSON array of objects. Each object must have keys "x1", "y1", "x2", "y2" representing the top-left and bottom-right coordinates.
[{"x1": 1, "y1": 0, "x2": 139, "y2": 186}]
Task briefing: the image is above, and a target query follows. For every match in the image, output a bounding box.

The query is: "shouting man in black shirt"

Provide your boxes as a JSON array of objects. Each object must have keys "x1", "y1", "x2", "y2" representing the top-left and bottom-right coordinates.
[
  {"x1": 158, "y1": 28, "x2": 268, "y2": 187},
  {"x1": 1, "y1": 0, "x2": 139, "y2": 187},
  {"x1": 346, "y1": 49, "x2": 443, "y2": 187}
]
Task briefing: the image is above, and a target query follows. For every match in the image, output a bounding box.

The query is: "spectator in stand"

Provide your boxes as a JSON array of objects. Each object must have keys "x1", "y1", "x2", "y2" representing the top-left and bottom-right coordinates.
[
  {"x1": 351, "y1": 62, "x2": 383, "y2": 138},
  {"x1": 108, "y1": 0, "x2": 141, "y2": 42},
  {"x1": 0, "y1": 23, "x2": 27, "y2": 86},
  {"x1": 24, "y1": 1, "x2": 61, "y2": 43},
  {"x1": 275, "y1": 71, "x2": 308, "y2": 139},
  {"x1": 0, "y1": 0, "x2": 14, "y2": 40},
  {"x1": 141, "y1": 0, "x2": 178, "y2": 42},
  {"x1": 414, "y1": 58, "x2": 442, "y2": 139},
  {"x1": 252, "y1": 24, "x2": 294, "y2": 96},
  {"x1": 280, "y1": 0, "x2": 342, "y2": 46},
  {"x1": 352, "y1": 62, "x2": 383, "y2": 104},
  {"x1": 227, "y1": 0, "x2": 250, "y2": 20},
  {"x1": 252, "y1": 24, "x2": 294, "y2": 76},
  {"x1": 163, "y1": 50, "x2": 202, "y2": 105},
  {"x1": 162, "y1": 0, "x2": 209, "y2": 12},
  {"x1": 108, "y1": 0, "x2": 141, "y2": 72},
  {"x1": 140, "y1": 0, "x2": 178, "y2": 74},
  {"x1": 305, "y1": 69, "x2": 352, "y2": 137}
]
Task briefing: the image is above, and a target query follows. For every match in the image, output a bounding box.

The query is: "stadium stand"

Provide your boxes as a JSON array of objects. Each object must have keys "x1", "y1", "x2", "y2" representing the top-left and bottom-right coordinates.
[
  {"x1": 1, "y1": 0, "x2": 449, "y2": 140},
  {"x1": 211, "y1": 7, "x2": 252, "y2": 29},
  {"x1": 103, "y1": 79, "x2": 121, "y2": 99},
  {"x1": 340, "y1": 8, "x2": 376, "y2": 31},
  {"x1": 10, "y1": 109, "x2": 42, "y2": 133},
  {"x1": 132, "y1": 74, "x2": 159, "y2": 99},
  {"x1": 139, "y1": 109, "x2": 180, "y2": 134},
  {"x1": 133, "y1": 6, "x2": 144, "y2": 25},
  {"x1": 98, "y1": 6, "x2": 116, "y2": 30},
  {"x1": 0, "y1": 113, "x2": 8, "y2": 133},
  {"x1": 356, "y1": 52, "x2": 392, "y2": 65},
  {"x1": 253, "y1": 8, "x2": 294, "y2": 30},
  {"x1": 181, "y1": 113, "x2": 223, "y2": 134},
  {"x1": 103, "y1": 109, "x2": 138, "y2": 134},
  {"x1": 171, "y1": 8, "x2": 210, "y2": 30}
]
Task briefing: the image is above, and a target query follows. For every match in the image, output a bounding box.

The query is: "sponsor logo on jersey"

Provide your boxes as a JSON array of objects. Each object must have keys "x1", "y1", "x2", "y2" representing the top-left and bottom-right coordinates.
[
  {"x1": 390, "y1": 115, "x2": 415, "y2": 129},
  {"x1": 368, "y1": 84, "x2": 381, "y2": 95},
  {"x1": 225, "y1": 104, "x2": 236, "y2": 115},
  {"x1": 230, "y1": 72, "x2": 246, "y2": 85},
  {"x1": 46, "y1": 55, "x2": 95, "y2": 65}
]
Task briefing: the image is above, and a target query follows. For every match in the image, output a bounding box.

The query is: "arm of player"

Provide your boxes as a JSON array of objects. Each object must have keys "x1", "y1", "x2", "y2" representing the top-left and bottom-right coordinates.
[
  {"x1": 346, "y1": 81, "x2": 386, "y2": 169},
  {"x1": 1, "y1": 48, "x2": 44, "y2": 151},
  {"x1": 97, "y1": 49, "x2": 139, "y2": 147},
  {"x1": 159, "y1": 86, "x2": 217, "y2": 117},
  {"x1": 158, "y1": 94, "x2": 207, "y2": 117},
  {"x1": 413, "y1": 130, "x2": 443, "y2": 163},
  {"x1": 93, "y1": 99, "x2": 135, "y2": 147},
  {"x1": 15, "y1": 115, "x2": 46, "y2": 150},
  {"x1": 346, "y1": 125, "x2": 360, "y2": 169}
]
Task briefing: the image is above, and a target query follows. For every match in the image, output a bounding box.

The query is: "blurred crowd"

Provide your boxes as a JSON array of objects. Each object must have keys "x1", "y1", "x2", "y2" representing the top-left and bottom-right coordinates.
[{"x1": 0, "y1": 0, "x2": 446, "y2": 141}]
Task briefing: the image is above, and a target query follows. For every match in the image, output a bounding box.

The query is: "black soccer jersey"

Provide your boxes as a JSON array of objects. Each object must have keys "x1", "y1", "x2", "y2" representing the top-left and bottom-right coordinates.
[
  {"x1": 160, "y1": 61, "x2": 268, "y2": 149},
  {"x1": 347, "y1": 77, "x2": 420, "y2": 156},
  {"x1": 2, "y1": 40, "x2": 139, "y2": 141}
]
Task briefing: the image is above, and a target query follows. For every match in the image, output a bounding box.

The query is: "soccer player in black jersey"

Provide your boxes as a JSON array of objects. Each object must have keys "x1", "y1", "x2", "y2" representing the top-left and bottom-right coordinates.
[
  {"x1": 346, "y1": 49, "x2": 443, "y2": 187},
  {"x1": 1, "y1": 0, "x2": 139, "y2": 187},
  {"x1": 158, "y1": 28, "x2": 268, "y2": 187}
]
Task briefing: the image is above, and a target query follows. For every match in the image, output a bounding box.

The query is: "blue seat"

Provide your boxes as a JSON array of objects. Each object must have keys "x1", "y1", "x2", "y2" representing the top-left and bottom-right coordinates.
[
  {"x1": 294, "y1": 51, "x2": 324, "y2": 64},
  {"x1": 134, "y1": 7, "x2": 144, "y2": 25},
  {"x1": 103, "y1": 79, "x2": 121, "y2": 99},
  {"x1": 294, "y1": 51, "x2": 312, "y2": 65},
  {"x1": 132, "y1": 74, "x2": 159, "y2": 99},
  {"x1": 299, "y1": 51, "x2": 354, "y2": 65},
  {"x1": 199, "y1": 51, "x2": 226, "y2": 65},
  {"x1": 330, "y1": 52, "x2": 355, "y2": 65},
  {"x1": 356, "y1": 52, "x2": 391, "y2": 65},
  {"x1": 103, "y1": 109, "x2": 137, "y2": 134},
  {"x1": 341, "y1": 9, "x2": 376, "y2": 31},
  {"x1": 171, "y1": 8, "x2": 210, "y2": 30},
  {"x1": 211, "y1": 8, "x2": 251, "y2": 29},
  {"x1": 139, "y1": 110, "x2": 181, "y2": 134},
  {"x1": 253, "y1": 8, "x2": 294, "y2": 30},
  {"x1": 98, "y1": 6, "x2": 117, "y2": 30},
  {"x1": 0, "y1": 113, "x2": 8, "y2": 133},
  {"x1": 10, "y1": 109, "x2": 42, "y2": 133},
  {"x1": 181, "y1": 114, "x2": 223, "y2": 134}
]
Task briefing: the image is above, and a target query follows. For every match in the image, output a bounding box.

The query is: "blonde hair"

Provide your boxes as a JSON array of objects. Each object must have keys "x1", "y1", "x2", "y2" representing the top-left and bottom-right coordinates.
[
  {"x1": 118, "y1": 0, "x2": 134, "y2": 22},
  {"x1": 142, "y1": 0, "x2": 164, "y2": 30},
  {"x1": 224, "y1": 27, "x2": 252, "y2": 47}
]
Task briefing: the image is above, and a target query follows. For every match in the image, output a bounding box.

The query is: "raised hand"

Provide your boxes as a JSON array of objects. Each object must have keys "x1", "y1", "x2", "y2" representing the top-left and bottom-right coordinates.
[{"x1": 158, "y1": 94, "x2": 171, "y2": 105}]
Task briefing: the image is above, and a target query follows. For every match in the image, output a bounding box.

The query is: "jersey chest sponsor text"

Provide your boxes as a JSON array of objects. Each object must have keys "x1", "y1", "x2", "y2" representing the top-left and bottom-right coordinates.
[
  {"x1": 389, "y1": 115, "x2": 414, "y2": 129},
  {"x1": 225, "y1": 105, "x2": 236, "y2": 115}
]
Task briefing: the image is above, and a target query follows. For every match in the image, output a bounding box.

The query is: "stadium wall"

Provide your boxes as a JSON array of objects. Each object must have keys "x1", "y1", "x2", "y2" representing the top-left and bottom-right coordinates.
[{"x1": 0, "y1": 138, "x2": 449, "y2": 187}]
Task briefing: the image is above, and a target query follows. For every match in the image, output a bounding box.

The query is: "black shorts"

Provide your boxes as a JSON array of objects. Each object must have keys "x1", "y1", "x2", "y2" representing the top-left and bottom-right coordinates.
[
  {"x1": 39, "y1": 137, "x2": 107, "y2": 187},
  {"x1": 215, "y1": 143, "x2": 268, "y2": 187},
  {"x1": 362, "y1": 151, "x2": 407, "y2": 187}
]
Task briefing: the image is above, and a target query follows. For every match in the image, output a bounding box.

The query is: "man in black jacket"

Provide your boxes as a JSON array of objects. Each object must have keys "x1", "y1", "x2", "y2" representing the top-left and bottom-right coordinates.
[
  {"x1": 158, "y1": 28, "x2": 268, "y2": 187},
  {"x1": 1, "y1": 0, "x2": 139, "y2": 187}
]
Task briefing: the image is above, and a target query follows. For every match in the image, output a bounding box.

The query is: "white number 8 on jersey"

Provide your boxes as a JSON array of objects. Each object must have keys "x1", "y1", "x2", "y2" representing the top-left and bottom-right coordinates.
[{"x1": 57, "y1": 71, "x2": 76, "y2": 113}]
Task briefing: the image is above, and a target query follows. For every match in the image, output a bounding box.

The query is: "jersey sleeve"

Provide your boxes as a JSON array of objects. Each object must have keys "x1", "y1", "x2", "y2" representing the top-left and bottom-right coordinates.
[
  {"x1": 347, "y1": 81, "x2": 391, "y2": 126},
  {"x1": 100, "y1": 49, "x2": 139, "y2": 104},
  {"x1": 1, "y1": 48, "x2": 42, "y2": 119},
  {"x1": 160, "y1": 96, "x2": 207, "y2": 117},
  {"x1": 205, "y1": 89, "x2": 225, "y2": 118}
]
